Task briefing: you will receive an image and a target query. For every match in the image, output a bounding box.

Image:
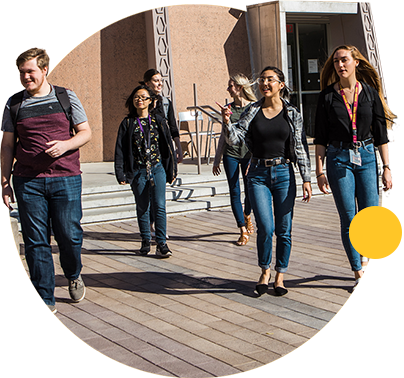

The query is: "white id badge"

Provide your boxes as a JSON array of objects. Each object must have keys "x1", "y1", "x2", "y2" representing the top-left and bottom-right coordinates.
[{"x1": 349, "y1": 149, "x2": 362, "y2": 166}]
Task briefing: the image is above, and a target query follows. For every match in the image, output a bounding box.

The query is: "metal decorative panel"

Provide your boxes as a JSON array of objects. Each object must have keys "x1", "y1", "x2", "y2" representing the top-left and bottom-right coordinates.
[
  {"x1": 151, "y1": 7, "x2": 176, "y2": 107},
  {"x1": 359, "y1": 2, "x2": 386, "y2": 97}
]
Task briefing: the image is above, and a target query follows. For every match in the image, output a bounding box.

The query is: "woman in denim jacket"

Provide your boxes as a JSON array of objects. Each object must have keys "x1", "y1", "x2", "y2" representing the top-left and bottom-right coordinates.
[{"x1": 220, "y1": 66, "x2": 312, "y2": 297}]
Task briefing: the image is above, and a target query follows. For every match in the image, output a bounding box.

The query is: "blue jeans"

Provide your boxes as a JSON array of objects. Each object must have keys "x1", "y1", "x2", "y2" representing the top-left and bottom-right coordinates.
[
  {"x1": 223, "y1": 154, "x2": 251, "y2": 228},
  {"x1": 13, "y1": 175, "x2": 83, "y2": 306},
  {"x1": 326, "y1": 143, "x2": 379, "y2": 271},
  {"x1": 131, "y1": 162, "x2": 167, "y2": 244},
  {"x1": 247, "y1": 162, "x2": 296, "y2": 272}
]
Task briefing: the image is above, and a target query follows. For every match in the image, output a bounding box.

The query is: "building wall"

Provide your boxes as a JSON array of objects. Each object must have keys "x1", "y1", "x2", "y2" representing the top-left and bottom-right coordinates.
[
  {"x1": 49, "y1": 3, "x2": 382, "y2": 163},
  {"x1": 48, "y1": 13, "x2": 149, "y2": 163},
  {"x1": 48, "y1": 5, "x2": 251, "y2": 162},
  {"x1": 168, "y1": 5, "x2": 251, "y2": 116},
  {"x1": 48, "y1": 32, "x2": 102, "y2": 163}
]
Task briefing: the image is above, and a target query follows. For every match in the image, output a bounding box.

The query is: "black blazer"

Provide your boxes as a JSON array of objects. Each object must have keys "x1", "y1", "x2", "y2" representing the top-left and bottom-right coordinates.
[{"x1": 114, "y1": 114, "x2": 177, "y2": 184}]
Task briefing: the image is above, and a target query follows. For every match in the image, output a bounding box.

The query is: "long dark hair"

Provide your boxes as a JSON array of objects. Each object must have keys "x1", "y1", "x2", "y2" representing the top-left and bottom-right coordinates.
[
  {"x1": 260, "y1": 66, "x2": 290, "y2": 99},
  {"x1": 143, "y1": 68, "x2": 160, "y2": 83},
  {"x1": 125, "y1": 84, "x2": 157, "y2": 118}
]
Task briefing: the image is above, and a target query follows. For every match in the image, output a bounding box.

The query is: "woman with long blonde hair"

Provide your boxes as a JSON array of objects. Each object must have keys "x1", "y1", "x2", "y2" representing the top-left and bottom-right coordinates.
[
  {"x1": 314, "y1": 45, "x2": 395, "y2": 290},
  {"x1": 213, "y1": 74, "x2": 257, "y2": 246}
]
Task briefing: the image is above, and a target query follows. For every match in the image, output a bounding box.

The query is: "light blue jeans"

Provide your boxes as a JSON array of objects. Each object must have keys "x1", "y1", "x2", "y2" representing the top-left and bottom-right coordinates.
[
  {"x1": 247, "y1": 162, "x2": 296, "y2": 272},
  {"x1": 326, "y1": 143, "x2": 379, "y2": 271}
]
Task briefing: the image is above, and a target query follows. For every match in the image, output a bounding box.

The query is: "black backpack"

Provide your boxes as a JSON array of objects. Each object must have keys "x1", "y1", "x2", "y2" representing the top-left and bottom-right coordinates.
[
  {"x1": 9, "y1": 85, "x2": 73, "y2": 128},
  {"x1": 9, "y1": 86, "x2": 73, "y2": 153}
]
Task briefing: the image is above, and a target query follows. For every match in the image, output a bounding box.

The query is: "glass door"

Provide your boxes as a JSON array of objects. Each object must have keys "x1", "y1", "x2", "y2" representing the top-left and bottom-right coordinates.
[{"x1": 286, "y1": 23, "x2": 328, "y2": 137}]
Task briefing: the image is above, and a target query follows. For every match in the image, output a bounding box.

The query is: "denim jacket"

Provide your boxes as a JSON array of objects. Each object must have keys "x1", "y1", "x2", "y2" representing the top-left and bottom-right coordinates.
[{"x1": 224, "y1": 97, "x2": 311, "y2": 183}]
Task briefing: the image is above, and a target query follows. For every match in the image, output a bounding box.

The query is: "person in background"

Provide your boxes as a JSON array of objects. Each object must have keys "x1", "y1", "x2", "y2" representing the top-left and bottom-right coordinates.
[
  {"x1": 114, "y1": 84, "x2": 177, "y2": 258},
  {"x1": 143, "y1": 69, "x2": 183, "y2": 163},
  {"x1": 314, "y1": 44, "x2": 395, "y2": 290},
  {"x1": 143, "y1": 69, "x2": 183, "y2": 238},
  {"x1": 220, "y1": 66, "x2": 312, "y2": 297},
  {"x1": 212, "y1": 74, "x2": 257, "y2": 246}
]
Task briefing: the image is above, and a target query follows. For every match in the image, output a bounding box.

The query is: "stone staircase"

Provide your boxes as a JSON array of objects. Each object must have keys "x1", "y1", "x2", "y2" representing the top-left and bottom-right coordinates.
[
  {"x1": 81, "y1": 172, "x2": 232, "y2": 225},
  {"x1": 78, "y1": 142, "x2": 384, "y2": 225},
  {"x1": 10, "y1": 147, "x2": 322, "y2": 227}
]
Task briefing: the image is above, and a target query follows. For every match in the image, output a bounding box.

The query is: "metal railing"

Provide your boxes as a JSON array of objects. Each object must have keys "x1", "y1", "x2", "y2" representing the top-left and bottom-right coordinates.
[{"x1": 185, "y1": 84, "x2": 223, "y2": 173}]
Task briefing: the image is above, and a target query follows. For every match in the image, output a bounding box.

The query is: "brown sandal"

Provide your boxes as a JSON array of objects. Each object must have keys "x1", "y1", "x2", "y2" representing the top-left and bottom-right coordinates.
[
  {"x1": 244, "y1": 214, "x2": 254, "y2": 234},
  {"x1": 236, "y1": 232, "x2": 249, "y2": 246}
]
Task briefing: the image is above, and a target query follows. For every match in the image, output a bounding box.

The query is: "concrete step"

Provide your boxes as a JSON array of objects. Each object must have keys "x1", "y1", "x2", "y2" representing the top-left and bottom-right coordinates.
[
  {"x1": 80, "y1": 176, "x2": 232, "y2": 224},
  {"x1": 81, "y1": 193, "x2": 231, "y2": 224},
  {"x1": 81, "y1": 173, "x2": 226, "y2": 195},
  {"x1": 81, "y1": 180, "x2": 231, "y2": 209}
]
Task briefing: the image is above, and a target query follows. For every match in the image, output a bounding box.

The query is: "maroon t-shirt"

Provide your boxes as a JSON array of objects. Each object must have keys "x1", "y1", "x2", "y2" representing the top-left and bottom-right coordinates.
[{"x1": 13, "y1": 97, "x2": 81, "y2": 177}]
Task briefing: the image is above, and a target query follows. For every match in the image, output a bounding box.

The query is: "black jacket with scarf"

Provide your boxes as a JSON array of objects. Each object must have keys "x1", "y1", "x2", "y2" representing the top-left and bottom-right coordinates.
[{"x1": 114, "y1": 114, "x2": 177, "y2": 184}]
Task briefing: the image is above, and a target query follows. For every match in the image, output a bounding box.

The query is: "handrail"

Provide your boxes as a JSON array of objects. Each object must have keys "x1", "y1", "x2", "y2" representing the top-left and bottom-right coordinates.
[
  {"x1": 187, "y1": 105, "x2": 223, "y2": 166},
  {"x1": 188, "y1": 82, "x2": 224, "y2": 173},
  {"x1": 200, "y1": 105, "x2": 221, "y2": 116},
  {"x1": 186, "y1": 105, "x2": 222, "y2": 124},
  {"x1": 192, "y1": 84, "x2": 201, "y2": 174}
]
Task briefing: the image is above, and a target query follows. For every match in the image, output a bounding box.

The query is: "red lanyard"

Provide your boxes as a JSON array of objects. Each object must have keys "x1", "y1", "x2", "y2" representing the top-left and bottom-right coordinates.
[{"x1": 339, "y1": 81, "x2": 359, "y2": 143}]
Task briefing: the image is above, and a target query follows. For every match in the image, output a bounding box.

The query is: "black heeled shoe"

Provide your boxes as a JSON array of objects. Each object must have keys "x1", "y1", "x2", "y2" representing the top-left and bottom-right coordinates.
[
  {"x1": 255, "y1": 273, "x2": 271, "y2": 297},
  {"x1": 273, "y1": 283, "x2": 288, "y2": 296},
  {"x1": 255, "y1": 284, "x2": 268, "y2": 297}
]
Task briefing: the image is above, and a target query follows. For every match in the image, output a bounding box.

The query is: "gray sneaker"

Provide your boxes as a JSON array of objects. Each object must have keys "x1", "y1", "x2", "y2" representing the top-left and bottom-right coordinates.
[
  {"x1": 156, "y1": 243, "x2": 172, "y2": 258},
  {"x1": 69, "y1": 274, "x2": 86, "y2": 302}
]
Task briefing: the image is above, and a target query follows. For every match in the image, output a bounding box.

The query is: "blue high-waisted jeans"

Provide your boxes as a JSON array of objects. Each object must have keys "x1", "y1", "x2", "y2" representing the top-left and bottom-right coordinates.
[
  {"x1": 326, "y1": 143, "x2": 379, "y2": 271},
  {"x1": 13, "y1": 175, "x2": 83, "y2": 306},
  {"x1": 247, "y1": 162, "x2": 296, "y2": 272},
  {"x1": 222, "y1": 154, "x2": 251, "y2": 228},
  {"x1": 131, "y1": 162, "x2": 167, "y2": 244}
]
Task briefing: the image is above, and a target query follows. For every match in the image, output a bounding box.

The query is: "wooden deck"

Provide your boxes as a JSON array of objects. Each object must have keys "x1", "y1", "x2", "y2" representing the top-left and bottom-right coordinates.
[{"x1": 20, "y1": 194, "x2": 354, "y2": 377}]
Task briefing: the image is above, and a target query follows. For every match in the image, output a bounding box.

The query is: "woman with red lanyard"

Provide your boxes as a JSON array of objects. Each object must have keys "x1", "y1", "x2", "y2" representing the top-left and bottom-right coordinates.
[{"x1": 314, "y1": 45, "x2": 395, "y2": 290}]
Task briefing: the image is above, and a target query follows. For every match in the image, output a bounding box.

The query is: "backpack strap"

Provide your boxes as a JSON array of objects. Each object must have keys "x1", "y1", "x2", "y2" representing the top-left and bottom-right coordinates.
[
  {"x1": 9, "y1": 91, "x2": 25, "y2": 152},
  {"x1": 54, "y1": 85, "x2": 73, "y2": 129},
  {"x1": 9, "y1": 86, "x2": 73, "y2": 127},
  {"x1": 9, "y1": 90, "x2": 25, "y2": 127},
  {"x1": 162, "y1": 96, "x2": 170, "y2": 119}
]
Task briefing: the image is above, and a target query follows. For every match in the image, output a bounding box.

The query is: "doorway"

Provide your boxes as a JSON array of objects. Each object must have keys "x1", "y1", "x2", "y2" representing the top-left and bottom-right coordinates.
[{"x1": 286, "y1": 23, "x2": 328, "y2": 137}]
